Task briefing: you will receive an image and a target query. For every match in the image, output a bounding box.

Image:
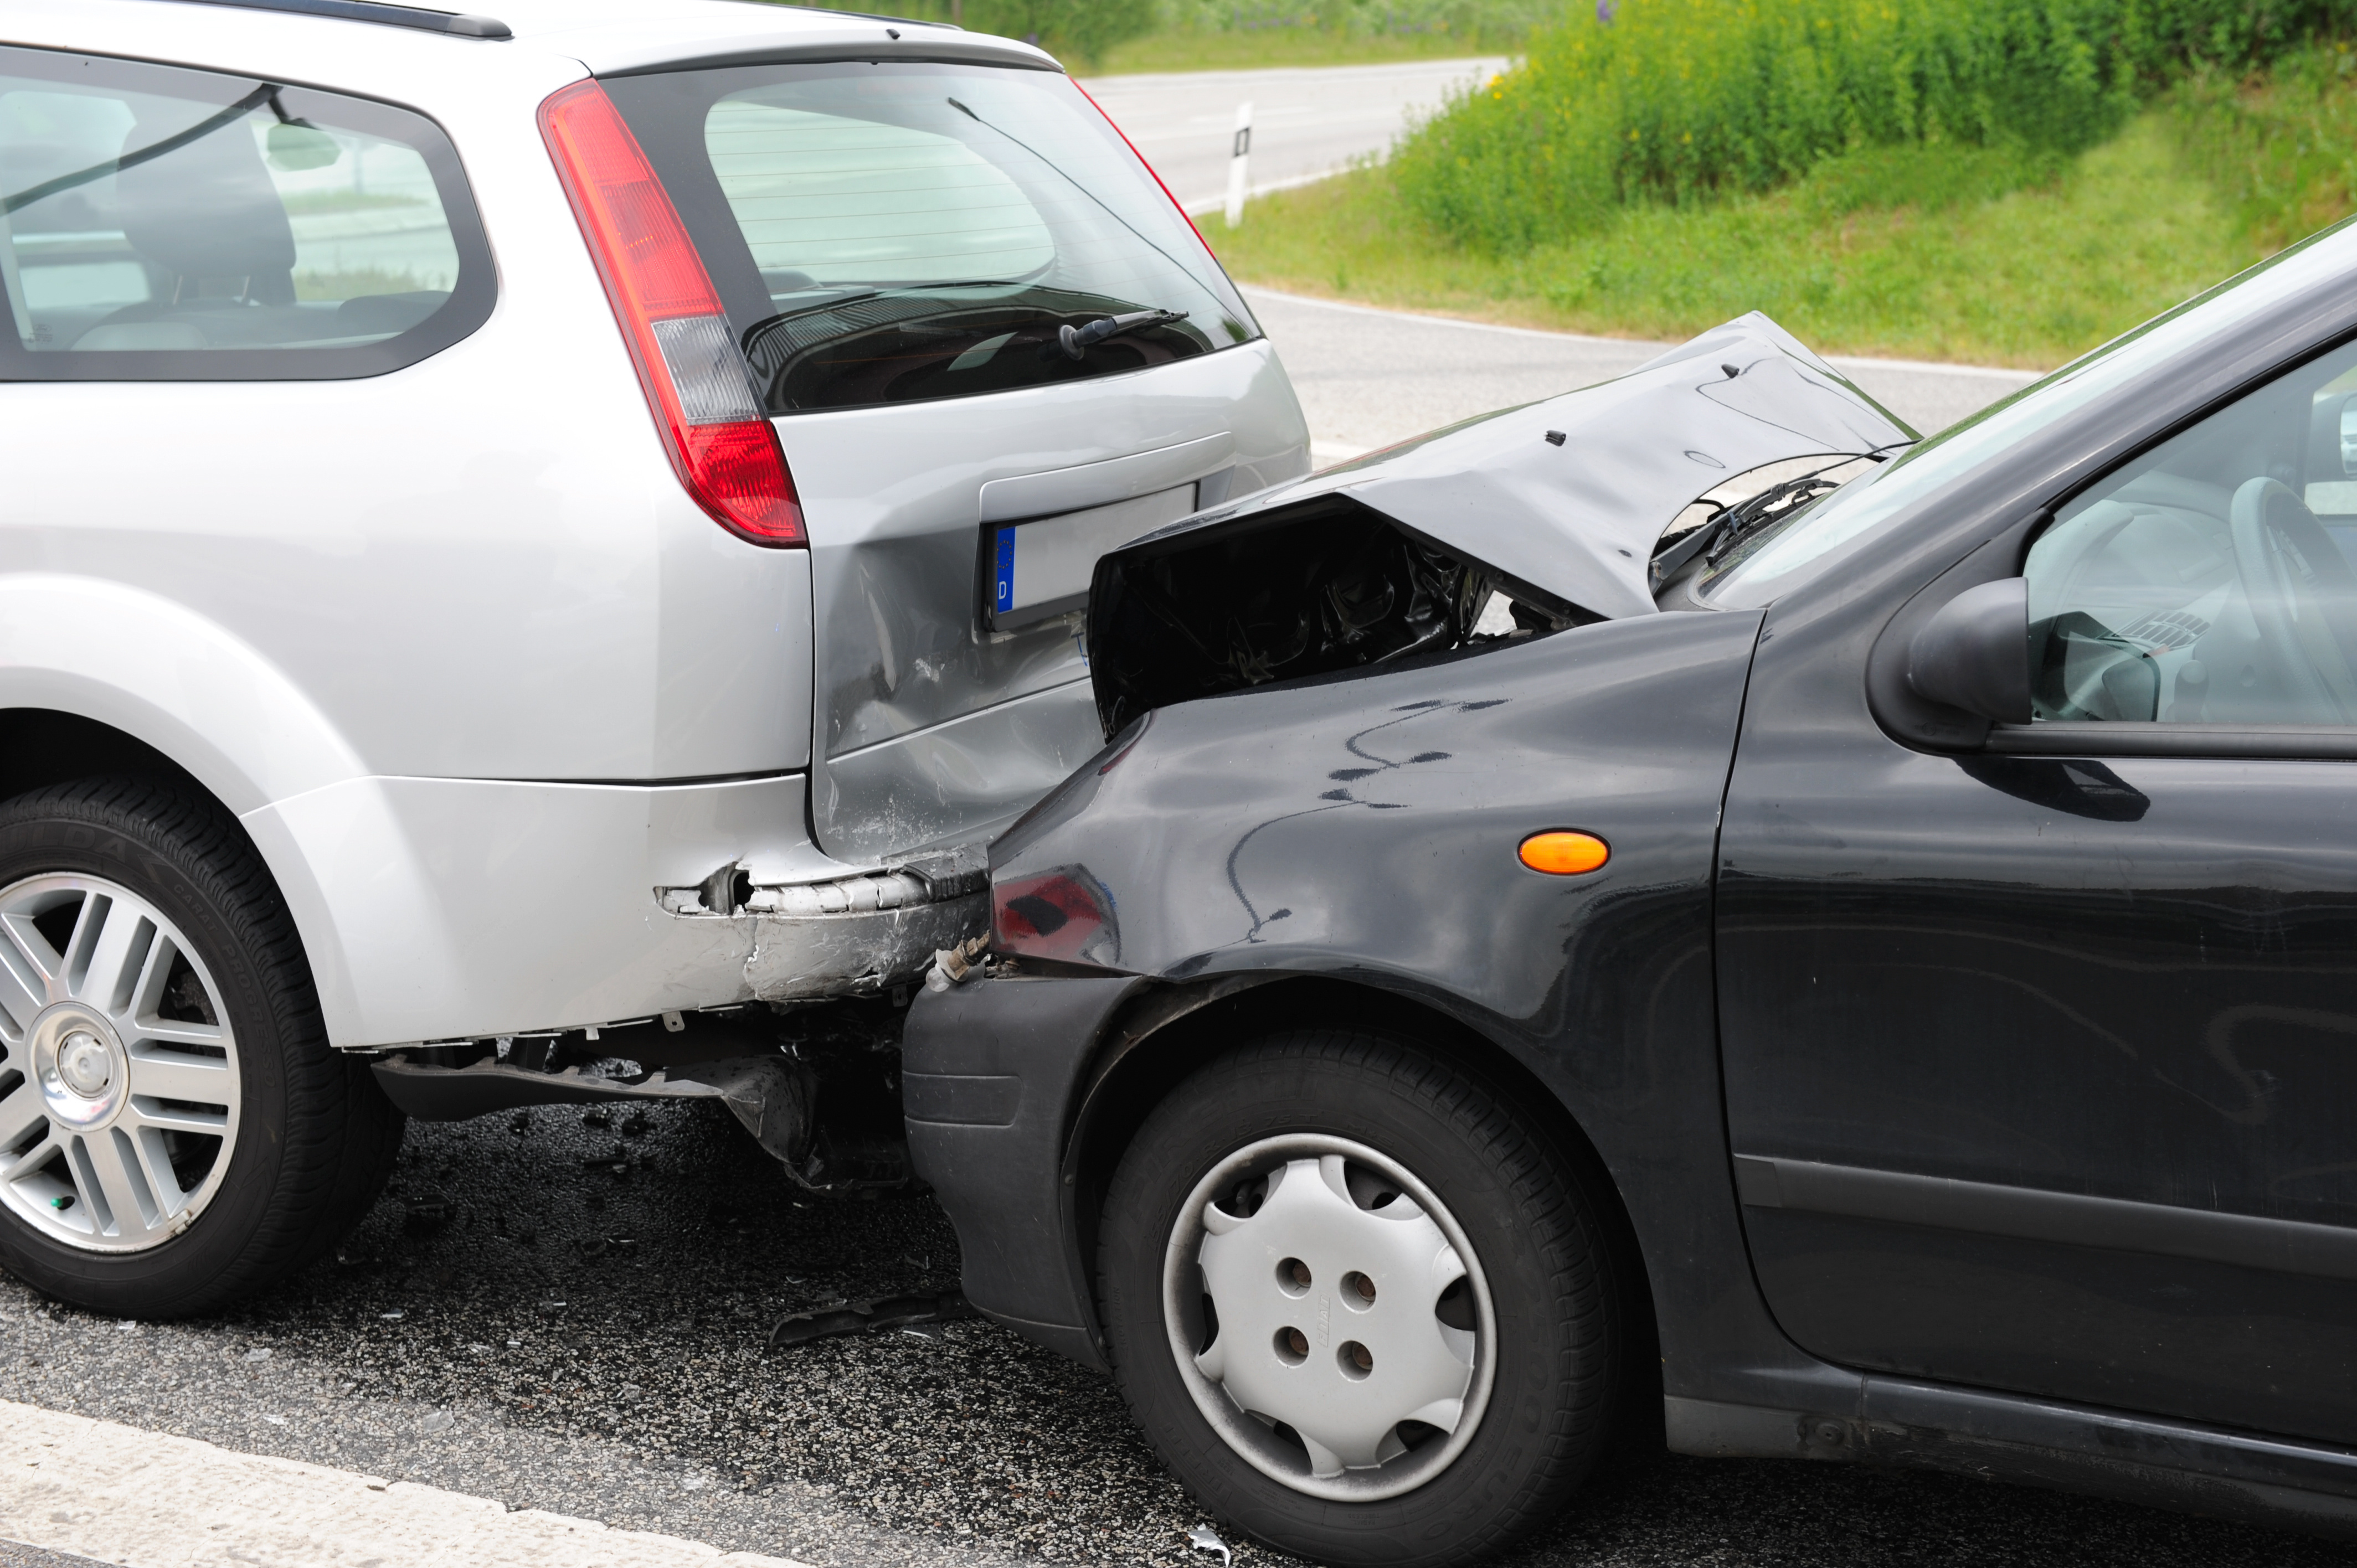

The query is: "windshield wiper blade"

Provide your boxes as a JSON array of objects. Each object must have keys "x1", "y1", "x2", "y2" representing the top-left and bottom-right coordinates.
[
  {"x1": 1646, "y1": 473, "x2": 1835, "y2": 591},
  {"x1": 1647, "y1": 443, "x2": 1911, "y2": 591},
  {"x1": 1649, "y1": 505, "x2": 1733, "y2": 591},
  {"x1": 1046, "y1": 307, "x2": 1189, "y2": 361},
  {"x1": 743, "y1": 271, "x2": 1062, "y2": 342}
]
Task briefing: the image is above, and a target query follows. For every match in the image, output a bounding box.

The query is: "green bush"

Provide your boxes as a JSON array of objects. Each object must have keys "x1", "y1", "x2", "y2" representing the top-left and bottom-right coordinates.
[
  {"x1": 1154, "y1": 0, "x2": 1560, "y2": 47},
  {"x1": 1393, "y1": 0, "x2": 2357, "y2": 252},
  {"x1": 876, "y1": 0, "x2": 1161, "y2": 66},
  {"x1": 2171, "y1": 38, "x2": 2357, "y2": 248}
]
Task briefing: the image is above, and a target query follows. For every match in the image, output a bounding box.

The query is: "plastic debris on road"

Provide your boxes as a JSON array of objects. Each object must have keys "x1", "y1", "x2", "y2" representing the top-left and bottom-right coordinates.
[{"x1": 764, "y1": 1292, "x2": 976, "y2": 1350}]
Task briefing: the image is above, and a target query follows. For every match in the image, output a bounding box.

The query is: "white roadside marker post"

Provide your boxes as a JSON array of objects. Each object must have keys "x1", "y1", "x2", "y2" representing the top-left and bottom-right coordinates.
[{"x1": 1223, "y1": 101, "x2": 1253, "y2": 228}]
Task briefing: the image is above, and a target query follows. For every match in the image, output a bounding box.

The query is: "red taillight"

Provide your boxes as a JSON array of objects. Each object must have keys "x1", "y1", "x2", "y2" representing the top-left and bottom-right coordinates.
[
  {"x1": 992, "y1": 866, "x2": 1119, "y2": 968},
  {"x1": 539, "y1": 80, "x2": 804, "y2": 548}
]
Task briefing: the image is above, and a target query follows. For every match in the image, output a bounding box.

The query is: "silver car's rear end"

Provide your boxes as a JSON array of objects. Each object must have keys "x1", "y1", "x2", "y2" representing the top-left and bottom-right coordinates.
[{"x1": 598, "y1": 49, "x2": 1309, "y2": 869}]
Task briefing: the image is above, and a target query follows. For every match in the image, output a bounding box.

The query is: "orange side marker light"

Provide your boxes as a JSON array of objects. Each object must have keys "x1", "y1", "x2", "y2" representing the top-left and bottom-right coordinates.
[{"x1": 1519, "y1": 831, "x2": 1610, "y2": 875}]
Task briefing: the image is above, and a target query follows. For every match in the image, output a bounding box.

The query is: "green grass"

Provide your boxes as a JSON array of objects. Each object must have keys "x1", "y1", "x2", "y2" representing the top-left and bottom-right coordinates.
[
  {"x1": 2171, "y1": 40, "x2": 2357, "y2": 250},
  {"x1": 294, "y1": 269, "x2": 438, "y2": 301},
  {"x1": 1206, "y1": 113, "x2": 2256, "y2": 368},
  {"x1": 1388, "y1": 0, "x2": 2357, "y2": 253},
  {"x1": 856, "y1": 0, "x2": 1538, "y2": 72},
  {"x1": 1158, "y1": 6, "x2": 2357, "y2": 367},
  {"x1": 1093, "y1": 27, "x2": 1506, "y2": 73}
]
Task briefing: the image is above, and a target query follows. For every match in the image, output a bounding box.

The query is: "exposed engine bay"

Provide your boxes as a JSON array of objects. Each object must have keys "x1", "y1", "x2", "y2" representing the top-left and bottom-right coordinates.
[{"x1": 1088, "y1": 494, "x2": 1591, "y2": 734}]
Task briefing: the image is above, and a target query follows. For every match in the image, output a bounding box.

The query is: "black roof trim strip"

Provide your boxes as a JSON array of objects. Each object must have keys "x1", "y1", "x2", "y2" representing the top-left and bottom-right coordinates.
[
  {"x1": 600, "y1": 43, "x2": 1061, "y2": 78},
  {"x1": 171, "y1": 0, "x2": 511, "y2": 39}
]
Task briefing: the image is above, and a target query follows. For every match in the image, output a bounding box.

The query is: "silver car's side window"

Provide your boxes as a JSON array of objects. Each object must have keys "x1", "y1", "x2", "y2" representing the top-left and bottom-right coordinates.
[
  {"x1": 0, "y1": 46, "x2": 493, "y2": 380},
  {"x1": 2029, "y1": 342, "x2": 2357, "y2": 725}
]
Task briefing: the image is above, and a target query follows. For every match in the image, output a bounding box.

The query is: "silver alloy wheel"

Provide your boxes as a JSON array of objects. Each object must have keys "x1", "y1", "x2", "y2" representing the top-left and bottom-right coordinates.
[
  {"x1": 1162, "y1": 1134, "x2": 1497, "y2": 1501},
  {"x1": 0, "y1": 874, "x2": 240, "y2": 1252}
]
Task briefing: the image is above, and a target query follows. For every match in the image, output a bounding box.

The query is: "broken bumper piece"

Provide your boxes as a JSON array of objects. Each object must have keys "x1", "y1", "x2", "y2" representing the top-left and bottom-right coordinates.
[{"x1": 653, "y1": 849, "x2": 990, "y2": 1002}]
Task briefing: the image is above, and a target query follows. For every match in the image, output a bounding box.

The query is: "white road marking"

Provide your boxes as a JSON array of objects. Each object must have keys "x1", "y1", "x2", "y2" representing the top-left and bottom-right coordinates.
[
  {"x1": 0, "y1": 1400, "x2": 807, "y2": 1568},
  {"x1": 1082, "y1": 59, "x2": 1508, "y2": 212}
]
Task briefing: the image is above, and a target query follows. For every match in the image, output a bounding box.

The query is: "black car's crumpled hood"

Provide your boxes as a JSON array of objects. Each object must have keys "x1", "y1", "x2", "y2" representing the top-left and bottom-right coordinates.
[
  {"x1": 1173, "y1": 311, "x2": 1910, "y2": 617},
  {"x1": 1084, "y1": 313, "x2": 1912, "y2": 734}
]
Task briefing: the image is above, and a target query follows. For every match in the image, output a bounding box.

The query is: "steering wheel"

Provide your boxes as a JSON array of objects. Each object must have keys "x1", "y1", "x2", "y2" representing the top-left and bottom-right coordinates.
[{"x1": 2227, "y1": 477, "x2": 2357, "y2": 723}]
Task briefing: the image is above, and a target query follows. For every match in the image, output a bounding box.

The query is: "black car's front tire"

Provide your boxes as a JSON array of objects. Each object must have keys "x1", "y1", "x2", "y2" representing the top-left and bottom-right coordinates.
[
  {"x1": 1098, "y1": 1029, "x2": 1624, "y2": 1568},
  {"x1": 0, "y1": 778, "x2": 402, "y2": 1317}
]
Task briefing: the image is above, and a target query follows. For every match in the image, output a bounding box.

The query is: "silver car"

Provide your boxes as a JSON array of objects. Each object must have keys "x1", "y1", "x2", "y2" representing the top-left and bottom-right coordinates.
[{"x1": 0, "y1": 0, "x2": 1306, "y2": 1314}]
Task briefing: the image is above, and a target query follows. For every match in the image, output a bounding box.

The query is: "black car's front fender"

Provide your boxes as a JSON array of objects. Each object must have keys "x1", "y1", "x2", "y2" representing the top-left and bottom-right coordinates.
[{"x1": 907, "y1": 609, "x2": 1825, "y2": 1402}]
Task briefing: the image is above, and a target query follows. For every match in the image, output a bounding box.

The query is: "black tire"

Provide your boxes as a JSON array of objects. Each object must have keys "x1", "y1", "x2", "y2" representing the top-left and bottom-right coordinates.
[
  {"x1": 1098, "y1": 1030, "x2": 1622, "y2": 1568},
  {"x1": 301, "y1": 1049, "x2": 408, "y2": 1271},
  {"x1": 0, "y1": 777, "x2": 403, "y2": 1316}
]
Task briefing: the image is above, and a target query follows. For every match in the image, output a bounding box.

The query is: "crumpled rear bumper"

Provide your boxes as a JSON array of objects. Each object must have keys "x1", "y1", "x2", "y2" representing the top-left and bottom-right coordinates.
[
  {"x1": 265, "y1": 771, "x2": 995, "y2": 1049},
  {"x1": 651, "y1": 851, "x2": 992, "y2": 1003}
]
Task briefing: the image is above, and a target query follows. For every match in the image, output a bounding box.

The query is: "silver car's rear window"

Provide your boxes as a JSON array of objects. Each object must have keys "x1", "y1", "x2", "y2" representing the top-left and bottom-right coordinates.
[{"x1": 604, "y1": 61, "x2": 1258, "y2": 415}]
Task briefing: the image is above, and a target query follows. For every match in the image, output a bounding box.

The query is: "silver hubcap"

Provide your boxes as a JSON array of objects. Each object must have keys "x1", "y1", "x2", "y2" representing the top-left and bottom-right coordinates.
[
  {"x1": 1163, "y1": 1134, "x2": 1496, "y2": 1500},
  {"x1": 0, "y1": 875, "x2": 240, "y2": 1252}
]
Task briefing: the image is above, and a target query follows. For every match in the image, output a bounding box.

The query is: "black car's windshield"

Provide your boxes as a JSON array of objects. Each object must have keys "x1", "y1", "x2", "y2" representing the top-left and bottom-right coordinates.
[
  {"x1": 1696, "y1": 218, "x2": 2357, "y2": 608},
  {"x1": 605, "y1": 62, "x2": 1256, "y2": 414}
]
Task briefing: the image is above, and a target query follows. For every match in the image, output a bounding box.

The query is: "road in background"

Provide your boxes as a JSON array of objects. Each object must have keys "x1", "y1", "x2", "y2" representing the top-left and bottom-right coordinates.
[
  {"x1": 1080, "y1": 59, "x2": 1505, "y2": 212},
  {"x1": 1246, "y1": 287, "x2": 2044, "y2": 465}
]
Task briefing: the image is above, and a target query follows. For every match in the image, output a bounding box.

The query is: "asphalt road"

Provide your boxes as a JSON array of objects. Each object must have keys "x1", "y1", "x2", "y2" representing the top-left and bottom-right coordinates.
[
  {"x1": 1, "y1": 1099, "x2": 2351, "y2": 1568},
  {"x1": 1080, "y1": 59, "x2": 1507, "y2": 213}
]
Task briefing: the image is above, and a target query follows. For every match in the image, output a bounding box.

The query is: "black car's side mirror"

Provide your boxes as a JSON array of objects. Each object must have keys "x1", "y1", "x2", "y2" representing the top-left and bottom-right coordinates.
[{"x1": 1908, "y1": 576, "x2": 2031, "y2": 724}]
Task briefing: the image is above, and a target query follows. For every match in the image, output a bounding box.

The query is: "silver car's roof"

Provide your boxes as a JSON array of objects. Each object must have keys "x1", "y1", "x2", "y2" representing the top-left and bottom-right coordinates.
[
  {"x1": 479, "y1": 0, "x2": 1056, "y2": 74},
  {"x1": 5, "y1": 0, "x2": 1056, "y2": 99}
]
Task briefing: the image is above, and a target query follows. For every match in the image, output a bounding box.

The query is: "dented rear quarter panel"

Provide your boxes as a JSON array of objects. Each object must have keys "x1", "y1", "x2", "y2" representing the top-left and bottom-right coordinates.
[{"x1": 979, "y1": 610, "x2": 1789, "y2": 1386}]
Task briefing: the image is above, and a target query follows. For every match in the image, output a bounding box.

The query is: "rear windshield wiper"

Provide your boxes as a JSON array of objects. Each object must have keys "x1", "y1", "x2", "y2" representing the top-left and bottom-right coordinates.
[{"x1": 1046, "y1": 307, "x2": 1189, "y2": 360}]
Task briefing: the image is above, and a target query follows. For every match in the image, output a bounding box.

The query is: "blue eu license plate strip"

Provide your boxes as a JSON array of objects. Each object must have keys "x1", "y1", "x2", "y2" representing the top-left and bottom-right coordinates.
[{"x1": 993, "y1": 526, "x2": 1016, "y2": 617}]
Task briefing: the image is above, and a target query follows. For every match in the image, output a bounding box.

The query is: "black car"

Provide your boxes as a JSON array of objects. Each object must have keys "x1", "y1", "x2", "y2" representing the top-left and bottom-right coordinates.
[{"x1": 903, "y1": 241, "x2": 2357, "y2": 1566}]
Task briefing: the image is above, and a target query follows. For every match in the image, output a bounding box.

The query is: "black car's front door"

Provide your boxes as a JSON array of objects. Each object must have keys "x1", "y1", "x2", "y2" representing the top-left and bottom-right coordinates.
[{"x1": 1716, "y1": 342, "x2": 2357, "y2": 1446}]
